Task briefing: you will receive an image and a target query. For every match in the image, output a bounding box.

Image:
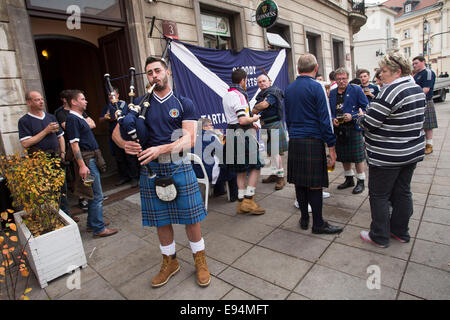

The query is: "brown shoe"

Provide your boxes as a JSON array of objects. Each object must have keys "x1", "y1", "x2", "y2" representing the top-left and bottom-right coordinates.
[
  {"x1": 87, "y1": 220, "x2": 110, "y2": 232},
  {"x1": 241, "y1": 196, "x2": 265, "y2": 215},
  {"x1": 262, "y1": 175, "x2": 277, "y2": 183},
  {"x1": 93, "y1": 227, "x2": 118, "y2": 238},
  {"x1": 275, "y1": 177, "x2": 286, "y2": 190},
  {"x1": 193, "y1": 250, "x2": 211, "y2": 287},
  {"x1": 237, "y1": 200, "x2": 250, "y2": 214},
  {"x1": 425, "y1": 144, "x2": 433, "y2": 155},
  {"x1": 151, "y1": 254, "x2": 180, "y2": 288}
]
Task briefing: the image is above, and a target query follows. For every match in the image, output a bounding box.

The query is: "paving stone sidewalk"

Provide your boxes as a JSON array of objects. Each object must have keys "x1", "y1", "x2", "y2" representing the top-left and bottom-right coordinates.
[{"x1": 24, "y1": 101, "x2": 450, "y2": 300}]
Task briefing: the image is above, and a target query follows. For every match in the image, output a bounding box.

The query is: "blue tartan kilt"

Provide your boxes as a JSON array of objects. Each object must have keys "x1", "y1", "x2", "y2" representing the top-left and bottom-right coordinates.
[{"x1": 140, "y1": 162, "x2": 207, "y2": 227}]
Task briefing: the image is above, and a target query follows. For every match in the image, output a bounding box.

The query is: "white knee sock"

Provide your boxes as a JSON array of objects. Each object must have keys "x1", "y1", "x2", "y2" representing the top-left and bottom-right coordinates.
[
  {"x1": 189, "y1": 238, "x2": 205, "y2": 254},
  {"x1": 276, "y1": 168, "x2": 285, "y2": 177},
  {"x1": 238, "y1": 189, "x2": 246, "y2": 200},
  {"x1": 426, "y1": 139, "x2": 433, "y2": 145},
  {"x1": 356, "y1": 173, "x2": 366, "y2": 180},
  {"x1": 344, "y1": 170, "x2": 355, "y2": 177},
  {"x1": 160, "y1": 241, "x2": 176, "y2": 256},
  {"x1": 246, "y1": 186, "x2": 256, "y2": 197}
]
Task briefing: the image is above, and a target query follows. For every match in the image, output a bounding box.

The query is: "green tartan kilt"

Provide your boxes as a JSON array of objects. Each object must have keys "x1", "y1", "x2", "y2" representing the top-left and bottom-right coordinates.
[
  {"x1": 336, "y1": 126, "x2": 366, "y2": 163},
  {"x1": 423, "y1": 99, "x2": 438, "y2": 130},
  {"x1": 261, "y1": 120, "x2": 288, "y2": 156}
]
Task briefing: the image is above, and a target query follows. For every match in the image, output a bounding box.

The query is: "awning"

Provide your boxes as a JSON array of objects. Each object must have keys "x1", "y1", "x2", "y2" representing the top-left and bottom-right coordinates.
[{"x1": 267, "y1": 32, "x2": 291, "y2": 48}]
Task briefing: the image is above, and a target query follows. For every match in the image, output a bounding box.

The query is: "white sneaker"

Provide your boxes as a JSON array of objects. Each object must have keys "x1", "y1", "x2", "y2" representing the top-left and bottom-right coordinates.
[
  {"x1": 294, "y1": 200, "x2": 312, "y2": 213},
  {"x1": 360, "y1": 231, "x2": 388, "y2": 248},
  {"x1": 322, "y1": 191, "x2": 330, "y2": 199}
]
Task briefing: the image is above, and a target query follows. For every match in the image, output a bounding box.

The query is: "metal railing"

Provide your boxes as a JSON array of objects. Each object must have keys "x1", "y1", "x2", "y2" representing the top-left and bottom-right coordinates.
[{"x1": 352, "y1": 0, "x2": 366, "y2": 15}]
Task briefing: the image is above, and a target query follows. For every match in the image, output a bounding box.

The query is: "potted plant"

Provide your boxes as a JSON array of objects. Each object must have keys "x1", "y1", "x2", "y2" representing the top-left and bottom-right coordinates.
[
  {"x1": 1, "y1": 209, "x2": 32, "y2": 300},
  {"x1": 0, "y1": 151, "x2": 87, "y2": 289}
]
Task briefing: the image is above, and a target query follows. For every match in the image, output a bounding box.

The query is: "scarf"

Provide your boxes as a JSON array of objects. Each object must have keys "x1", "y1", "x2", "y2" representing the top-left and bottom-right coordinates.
[{"x1": 229, "y1": 84, "x2": 249, "y2": 104}]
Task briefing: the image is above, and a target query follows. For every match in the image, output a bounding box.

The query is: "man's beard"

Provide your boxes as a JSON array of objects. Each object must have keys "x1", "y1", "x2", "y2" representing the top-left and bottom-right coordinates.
[{"x1": 154, "y1": 76, "x2": 168, "y2": 91}]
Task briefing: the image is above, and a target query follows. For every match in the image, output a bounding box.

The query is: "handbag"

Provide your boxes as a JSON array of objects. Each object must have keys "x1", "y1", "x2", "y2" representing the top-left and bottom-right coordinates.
[
  {"x1": 336, "y1": 124, "x2": 350, "y2": 144},
  {"x1": 155, "y1": 176, "x2": 178, "y2": 202},
  {"x1": 154, "y1": 162, "x2": 183, "y2": 202}
]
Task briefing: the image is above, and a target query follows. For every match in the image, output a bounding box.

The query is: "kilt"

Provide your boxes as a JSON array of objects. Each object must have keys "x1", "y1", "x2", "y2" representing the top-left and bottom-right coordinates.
[
  {"x1": 423, "y1": 99, "x2": 438, "y2": 130},
  {"x1": 261, "y1": 120, "x2": 288, "y2": 156},
  {"x1": 287, "y1": 137, "x2": 329, "y2": 188},
  {"x1": 336, "y1": 126, "x2": 366, "y2": 163},
  {"x1": 223, "y1": 127, "x2": 263, "y2": 173},
  {"x1": 140, "y1": 162, "x2": 207, "y2": 227}
]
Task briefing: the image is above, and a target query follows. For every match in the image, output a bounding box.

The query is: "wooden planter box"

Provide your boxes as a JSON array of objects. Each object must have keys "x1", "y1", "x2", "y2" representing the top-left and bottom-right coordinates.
[{"x1": 13, "y1": 210, "x2": 87, "y2": 288}]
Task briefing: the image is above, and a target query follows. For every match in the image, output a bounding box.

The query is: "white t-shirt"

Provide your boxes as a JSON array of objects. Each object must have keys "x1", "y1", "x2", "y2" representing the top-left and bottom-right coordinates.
[{"x1": 222, "y1": 89, "x2": 250, "y2": 125}]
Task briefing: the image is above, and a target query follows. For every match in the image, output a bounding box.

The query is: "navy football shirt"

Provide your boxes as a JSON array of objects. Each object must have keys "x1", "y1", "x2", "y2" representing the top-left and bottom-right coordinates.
[
  {"x1": 414, "y1": 68, "x2": 436, "y2": 100},
  {"x1": 18, "y1": 112, "x2": 63, "y2": 152},
  {"x1": 142, "y1": 91, "x2": 199, "y2": 148},
  {"x1": 66, "y1": 111, "x2": 99, "y2": 151}
]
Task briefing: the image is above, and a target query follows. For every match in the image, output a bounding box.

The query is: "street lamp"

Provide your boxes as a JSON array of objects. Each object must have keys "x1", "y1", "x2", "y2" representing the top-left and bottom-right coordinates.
[{"x1": 423, "y1": 17, "x2": 428, "y2": 56}]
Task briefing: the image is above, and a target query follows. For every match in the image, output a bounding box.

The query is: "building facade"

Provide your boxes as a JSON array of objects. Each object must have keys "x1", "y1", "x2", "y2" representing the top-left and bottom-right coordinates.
[
  {"x1": 0, "y1": 0, "x2": 367, "y2": 156},
  {"x1": 383, "y1": 0, "x2": 450, "y2": 75},
  {"x1": 353, "y1": 3, "x2": 398, "y2": 74}
]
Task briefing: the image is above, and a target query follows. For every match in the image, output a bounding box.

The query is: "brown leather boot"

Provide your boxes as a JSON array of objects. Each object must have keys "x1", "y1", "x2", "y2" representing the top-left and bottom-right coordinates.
[
  {"x1": 151, "y1": 254, "x2": 180, "y2": 288},
  {"x1": 275, "y1": 177, "x2": 286, "y2": 190},
  {"x1": 193, "y1": 250, "x2": 211, "y2": 287},
  {"x1": 425, "y1": 144, "x2": 433, "y2": 155},
  {"x1": 241, "y1": 196, "x2": 265, "y2": 215},
  {"x1": 237, "y1": 200, "x2": 250, "y2": 214},
  {"x1": 262, "y1": 175, "x2": 277, "y2": 183}
]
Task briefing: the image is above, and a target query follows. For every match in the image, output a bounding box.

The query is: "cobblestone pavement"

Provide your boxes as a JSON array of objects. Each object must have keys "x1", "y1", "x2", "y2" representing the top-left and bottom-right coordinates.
[{"x1": 23, "y1": 101, "x2": 450, "y2": 300}]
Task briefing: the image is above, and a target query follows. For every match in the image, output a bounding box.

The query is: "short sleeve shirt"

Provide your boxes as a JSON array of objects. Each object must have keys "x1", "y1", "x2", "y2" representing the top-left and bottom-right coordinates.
[
  {"x1": 260, "y1": 94, "x2": 279, "y2": 121},
  {"x1": 142, "y1": 91, "x2": 199, "y2": 148},
  {"x1": 18, "y1": 112, "x2": 63, "y2": 152},
  {"x1": 66, "y1": 111, "x2": 99, "y2": 151},
  {"x1": 414, "y1": 68, "x2": 436, "y2": 100},
  {"x1": 223, "y1": 89, "x2": 250, "y2": 125}
]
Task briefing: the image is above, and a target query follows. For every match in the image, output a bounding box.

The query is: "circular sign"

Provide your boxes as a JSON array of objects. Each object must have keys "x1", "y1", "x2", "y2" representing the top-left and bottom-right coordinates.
[{"x1": 256, "y1": 0, "x2": 279, "y2": 29}]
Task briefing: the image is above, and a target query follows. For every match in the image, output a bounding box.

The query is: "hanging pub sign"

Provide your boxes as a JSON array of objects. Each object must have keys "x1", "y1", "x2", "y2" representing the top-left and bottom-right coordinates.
[{"x1": 256, "y1": 0, "x2": 279, "y2": 29}]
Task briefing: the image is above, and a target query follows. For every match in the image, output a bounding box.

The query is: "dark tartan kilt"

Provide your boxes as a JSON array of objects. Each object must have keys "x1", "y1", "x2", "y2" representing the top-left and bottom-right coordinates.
[
  {"x1": 140, "y1": 162, "x2": 207, "y2": 227},
  {"x1": 423, "y1": 99, "x2": 438, "y2": 130},
  {"x1": 261, "y1": 121, "x2": 288, "y2": 156},
  {"x1": 336, "y1": 126, "x2": 366, "y2": 163},
  {"x1": 287, "y1": 137, "x2": 329, "y2": 188},
  {"x1": 222, "y1": 128, "x2": 263, "y2": 173}
]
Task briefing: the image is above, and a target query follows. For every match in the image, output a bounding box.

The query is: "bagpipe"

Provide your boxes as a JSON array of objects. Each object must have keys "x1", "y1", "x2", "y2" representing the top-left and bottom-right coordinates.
[{"x1": 103, "y1": 36, "x2": 173, "y2": 177}]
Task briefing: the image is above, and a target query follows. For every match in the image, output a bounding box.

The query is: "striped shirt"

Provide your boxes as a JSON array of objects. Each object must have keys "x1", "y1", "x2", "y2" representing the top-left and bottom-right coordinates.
[{"x1": 357, "y1": 76, "x2": 426, "y2": 167}]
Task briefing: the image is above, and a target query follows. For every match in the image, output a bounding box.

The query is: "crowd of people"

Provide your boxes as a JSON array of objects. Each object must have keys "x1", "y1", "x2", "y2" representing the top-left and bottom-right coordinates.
[{"x1": 16, "y1": 50, "x2": 437, "y2": 288}]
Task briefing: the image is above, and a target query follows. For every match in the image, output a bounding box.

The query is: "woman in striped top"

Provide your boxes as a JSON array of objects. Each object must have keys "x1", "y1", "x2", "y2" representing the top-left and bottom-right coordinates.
[{"x1": 356, "y1": 52, "x2": 426, "y2": 248}]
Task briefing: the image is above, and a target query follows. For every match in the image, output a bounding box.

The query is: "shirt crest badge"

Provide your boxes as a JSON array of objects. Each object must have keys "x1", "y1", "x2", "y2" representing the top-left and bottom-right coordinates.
[{"x1": 169, "y1": 108, "x2": 180, "y2": 118}]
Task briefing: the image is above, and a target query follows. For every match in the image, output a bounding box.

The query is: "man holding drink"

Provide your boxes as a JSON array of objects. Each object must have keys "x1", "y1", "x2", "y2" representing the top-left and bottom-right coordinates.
[{"x1": 329, "y1": 68, "x2": 369, "y2": 195}]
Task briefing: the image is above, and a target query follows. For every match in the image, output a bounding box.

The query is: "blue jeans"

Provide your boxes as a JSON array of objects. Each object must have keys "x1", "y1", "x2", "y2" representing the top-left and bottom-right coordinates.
[{"x1": 87, "y1": 158, "x2": 105, "y2": 234}]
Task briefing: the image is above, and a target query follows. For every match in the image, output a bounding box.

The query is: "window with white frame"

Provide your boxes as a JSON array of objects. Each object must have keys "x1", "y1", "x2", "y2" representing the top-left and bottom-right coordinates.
[
  {"x1": 404, "y1": 29, "x2": 410, "y2": 39},
  {"x1": 405, "y1": 4, "x2": 412, "y2": 13},
  {"x1": 404, "y1": 47, "x2": 411, "y2": 57}
]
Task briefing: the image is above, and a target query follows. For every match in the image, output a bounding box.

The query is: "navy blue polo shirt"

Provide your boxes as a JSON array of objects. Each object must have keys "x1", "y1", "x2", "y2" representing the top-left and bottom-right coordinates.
[
  {"x1": 142, "y1": 91, "x2": 198, "y2": 148},
  {"x1": 414, "y1": 68, "x2": 436, "y2": 100},
  {"x1": 18, "y1": 112, "x2": 64, "y2": 152},
  {"x1": 66, "y1": 110, "x2": 99, "y2": 151}
]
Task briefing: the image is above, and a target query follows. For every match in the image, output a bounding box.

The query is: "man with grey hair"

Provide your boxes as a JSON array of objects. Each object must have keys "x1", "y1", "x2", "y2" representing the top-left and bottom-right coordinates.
[
  {"x1": 329, "y1": 67, "x2": 369, "y2": 194},
  {"x1": 253, "y1": 74, "x2": 288, "y2": 190},
  {"x1": 284, "y1": 53, "x2": 342, "y2": 234}
]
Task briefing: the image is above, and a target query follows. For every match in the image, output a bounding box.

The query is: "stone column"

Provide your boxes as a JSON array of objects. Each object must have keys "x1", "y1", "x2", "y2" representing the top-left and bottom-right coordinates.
[{"x1": 0, "y1": 0, "x2": 43, "y2": 155}]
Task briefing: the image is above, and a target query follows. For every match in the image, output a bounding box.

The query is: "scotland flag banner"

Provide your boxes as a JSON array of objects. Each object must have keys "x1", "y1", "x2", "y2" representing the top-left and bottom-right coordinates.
[{"x1": 169, "y1": 40, "x2": 290, "y2": 129}]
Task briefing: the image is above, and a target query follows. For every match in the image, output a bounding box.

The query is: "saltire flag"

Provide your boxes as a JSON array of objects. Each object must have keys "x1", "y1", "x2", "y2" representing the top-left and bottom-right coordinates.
[{"x1": 168, "y1": 40, "x2": 290, "y2": 129}]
